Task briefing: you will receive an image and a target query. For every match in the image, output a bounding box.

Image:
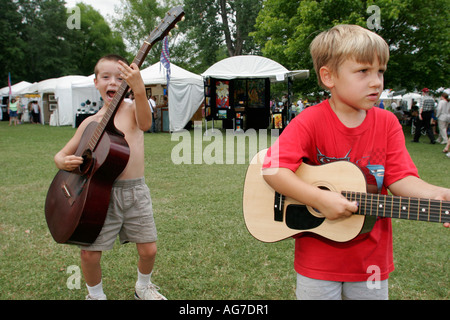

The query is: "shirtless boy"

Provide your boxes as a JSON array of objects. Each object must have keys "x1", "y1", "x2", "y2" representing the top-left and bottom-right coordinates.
[{"x1": 54, "y1": 55, "x2": 165, "y2": 300}]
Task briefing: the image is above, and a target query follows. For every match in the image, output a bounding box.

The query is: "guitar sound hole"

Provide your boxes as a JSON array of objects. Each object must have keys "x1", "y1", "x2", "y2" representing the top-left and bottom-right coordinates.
[
  {"x1": 79, "y1": 149, "x2": 94, "y2": 175},
  {"x1": 285, "y1": 204, "x2": 325, "y2": 230}
]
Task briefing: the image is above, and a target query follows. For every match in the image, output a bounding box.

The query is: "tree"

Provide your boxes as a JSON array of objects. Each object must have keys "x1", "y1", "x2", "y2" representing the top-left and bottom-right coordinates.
[
  {"x1": 18, "y1": 0, "x2": 78, "y2": 81},
  {"x1": 181, "y1": 0, "x2": 263, "y2": 73},
  {"x1": 0, "y1": 0, "x2": 128, "y2": 84},
  {"x1": 111, "y1": 0, "x2": 202, "y2": 72},
  {"x1": 112, "y1": 0, "x2": 167, "y2": 66},
  {"x1": 65, "y1": 3, "x2": 128, "y2": 75},
  {"x1": 252, "y1": 0, "x2": 450, "y2": 94},
  {"x1": 0, "y1": 0, "x2": 27, "y2": 85}
]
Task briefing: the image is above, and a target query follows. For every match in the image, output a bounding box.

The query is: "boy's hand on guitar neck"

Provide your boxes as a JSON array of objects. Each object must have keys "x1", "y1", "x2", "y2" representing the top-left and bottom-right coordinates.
[
  {"x1": 118, "y1": 61, "x2": 145, "y2": 94},
  {"x1": 390, "y1": 176, "x2": 450, "y2": 228},
  {"x1": 436, "y1": 194, "x2": 450, "y2": 228},
  {"x1": 315, "y1": 189, "x2": 359, "y2": 221}
]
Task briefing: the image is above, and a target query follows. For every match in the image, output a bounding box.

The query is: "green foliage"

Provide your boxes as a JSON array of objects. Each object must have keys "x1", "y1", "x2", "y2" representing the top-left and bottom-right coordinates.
[
  {"x1": 112, "y1": 0, "x2": 167, "y2": 65},
  {"x1": 1, "y1": 0, "x2": 448, "y2": 93},
  {"x1": 0, "y1": 0, "x2": 127, "y2": 84},
  {"x1": 179, "y1": 0, "x2": 263, "y2": 73},
  {"x1": 252, "y1": 0, "x2": 450, "y2": 94},
  {"x1": 67, "y1": 3, "x2": 128, "y2": 75}
]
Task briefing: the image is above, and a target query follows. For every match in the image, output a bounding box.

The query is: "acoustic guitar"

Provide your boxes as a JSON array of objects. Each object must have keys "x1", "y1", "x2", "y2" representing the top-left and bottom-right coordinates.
[
  {"x1": 45, "y1": 7, "x2": 185, "y2": 245},
  {"x1": 243, "y1": 149, "x2": 449, "y2": 243}
]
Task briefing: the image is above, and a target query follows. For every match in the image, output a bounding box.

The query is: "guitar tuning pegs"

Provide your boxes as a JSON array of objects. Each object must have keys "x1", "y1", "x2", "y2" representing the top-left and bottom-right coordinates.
[
  {"x1": 168, "y1": 31, "x2": 172, "y2": 37},
  {"x1": 175, "y1": 24, "x2": 179, "y2": 29},
  {"x1": 181, "y1": 16, "x2": 185, "y2": 22}
]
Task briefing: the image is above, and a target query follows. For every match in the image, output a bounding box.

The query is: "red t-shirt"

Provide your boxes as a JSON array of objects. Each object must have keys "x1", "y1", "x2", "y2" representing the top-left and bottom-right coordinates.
[{"x1": 263, "y1": 100, "x2": 418, "y2": 282}]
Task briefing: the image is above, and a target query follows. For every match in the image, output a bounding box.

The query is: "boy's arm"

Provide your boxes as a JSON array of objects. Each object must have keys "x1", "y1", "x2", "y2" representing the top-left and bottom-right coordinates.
[
  {"x1": 263, "y1": 167, "x2": 358, "y2": 221},
  {"x1": 118, "y1": 61, "x2": 152, "y2": 132},
  {"x1": 389, "y1": 176, "x2": 450, "y2": 200},
  {"x1": 54, "y1": 122, "x2": 88, "y2": 171},
  {"x1": 389, "y1": 176, "x2": 450, "y2": 227}
]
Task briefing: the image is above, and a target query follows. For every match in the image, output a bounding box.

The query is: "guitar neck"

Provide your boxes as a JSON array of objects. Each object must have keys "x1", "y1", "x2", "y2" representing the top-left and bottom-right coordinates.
[
  {"x1": 342, "y1": 191, "x2": 450, "y2": 223},
  {"x1": 85, "y1": 6, "x2": 185, "y2": 151}
]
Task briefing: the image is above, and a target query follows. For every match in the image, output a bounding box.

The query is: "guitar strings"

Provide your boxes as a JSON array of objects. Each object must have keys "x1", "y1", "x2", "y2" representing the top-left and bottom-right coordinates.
[{"x1": 342, "y1": 191, "x2": 449, "y2": 223}]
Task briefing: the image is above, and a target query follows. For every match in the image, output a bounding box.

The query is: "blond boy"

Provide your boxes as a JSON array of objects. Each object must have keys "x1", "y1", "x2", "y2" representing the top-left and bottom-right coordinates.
[{"x1": 262, "y1": 25, "x2": 449, "y2": 300}]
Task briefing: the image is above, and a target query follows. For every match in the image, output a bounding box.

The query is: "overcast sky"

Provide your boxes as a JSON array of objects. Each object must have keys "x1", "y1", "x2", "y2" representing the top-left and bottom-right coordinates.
[{"x1": 64, "y1": 0, "x2": 122, "y2": 22}]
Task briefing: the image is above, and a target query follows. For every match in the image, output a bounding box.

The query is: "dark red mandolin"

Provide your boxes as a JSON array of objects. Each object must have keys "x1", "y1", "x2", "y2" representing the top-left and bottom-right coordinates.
[{"x1": 45, "y1": 7, "x2": 185, "y2": 245}]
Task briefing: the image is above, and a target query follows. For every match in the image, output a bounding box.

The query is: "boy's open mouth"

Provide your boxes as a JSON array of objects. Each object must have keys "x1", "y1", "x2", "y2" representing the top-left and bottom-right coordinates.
[{"x1": 107, "y1": 90, "x2": 116, "y2": 99}]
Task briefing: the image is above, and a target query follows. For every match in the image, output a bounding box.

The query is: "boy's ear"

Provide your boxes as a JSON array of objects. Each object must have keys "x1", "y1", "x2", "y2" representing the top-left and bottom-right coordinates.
[{"x1": 319, "y1": 66, "x2": 334, "y2": 89}]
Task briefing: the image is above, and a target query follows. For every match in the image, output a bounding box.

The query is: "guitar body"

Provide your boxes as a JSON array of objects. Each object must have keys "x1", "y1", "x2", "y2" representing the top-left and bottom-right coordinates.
[
  {"x1": 243, "y1": 149, "x2": 375, "y2": 243},
  {"x1": 45, "y1": 122, "x2": 130, "y2": 245}
]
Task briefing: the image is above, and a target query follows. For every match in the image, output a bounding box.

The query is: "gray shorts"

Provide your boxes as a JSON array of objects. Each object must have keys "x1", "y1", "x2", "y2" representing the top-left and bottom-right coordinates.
[
  {"x1": 80, "y1": 177, "x2": 157, "y2": 251},
  {"x1": 296, "y1": 273, "x2": 388, "y2": 300}
]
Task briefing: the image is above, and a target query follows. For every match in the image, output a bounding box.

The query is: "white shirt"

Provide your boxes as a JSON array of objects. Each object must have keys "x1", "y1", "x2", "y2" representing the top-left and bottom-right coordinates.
[{"x1": 148, "y1": 98, "x2": 156, "y2": 113}]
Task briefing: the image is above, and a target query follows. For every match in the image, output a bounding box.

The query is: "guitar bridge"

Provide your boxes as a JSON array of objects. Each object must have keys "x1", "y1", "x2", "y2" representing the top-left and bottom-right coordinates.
[
  {"x1": 274, "y1": 192, "x2": 284, "y2": 222},
  {"x1": 61, "y1": 184, "x2": 75, "y2": 206},
  {"x1": 62, "y1": 184, "x2": 71, "y2": 198}
]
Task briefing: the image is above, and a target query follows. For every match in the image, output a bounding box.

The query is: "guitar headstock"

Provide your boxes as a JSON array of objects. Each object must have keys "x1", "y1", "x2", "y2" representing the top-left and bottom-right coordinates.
[{"x1": 146, "y1": 6, "x2": 185, "y2": 45}]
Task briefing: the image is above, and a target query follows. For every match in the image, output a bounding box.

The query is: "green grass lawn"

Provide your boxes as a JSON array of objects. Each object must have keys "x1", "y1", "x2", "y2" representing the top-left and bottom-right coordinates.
[{"x1": 0, "y1": 121, "x2": 448, "y2": 300}]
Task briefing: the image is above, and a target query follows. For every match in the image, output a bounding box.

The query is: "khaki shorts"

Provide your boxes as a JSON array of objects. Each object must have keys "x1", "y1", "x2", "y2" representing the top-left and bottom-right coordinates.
[{"x1": 80, "y1": 177, "x2": 157, "y2": 251}]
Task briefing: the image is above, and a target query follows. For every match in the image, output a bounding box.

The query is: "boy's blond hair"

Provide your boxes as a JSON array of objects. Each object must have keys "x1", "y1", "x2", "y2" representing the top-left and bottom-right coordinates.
[{"x1": 310, "y1": 24, "x2": 389, "y2": 89}]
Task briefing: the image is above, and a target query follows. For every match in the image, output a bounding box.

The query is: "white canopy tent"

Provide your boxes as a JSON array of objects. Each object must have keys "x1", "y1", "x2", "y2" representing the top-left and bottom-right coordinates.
[
  {"x1": 0, "y1": 81, "x2": 34, "y2": 121},
  {"x1": 18, "y1": 75, "x2": 89, "y2": 126},
  {"x1": 401, "y1": 92, "x2": 422, "y2": 109},
  {"x1": 0, "y1": 81, "x2": 33, "y2": 96},
  {"x1": 380, "y1": 89, "x2": 402, "y2": 101},
  {"x1": 201, "y1": 55, "x2": 309, "y2": 81},
  {"x1": 71, "y1": 74, "x2": 102, "y2": 123},
  {"x1": 201, "y1": 55, "x2": 309, "y2": 129},
  {"x1": 140, "y1": 62, "x2": 204, "y2": 132}
]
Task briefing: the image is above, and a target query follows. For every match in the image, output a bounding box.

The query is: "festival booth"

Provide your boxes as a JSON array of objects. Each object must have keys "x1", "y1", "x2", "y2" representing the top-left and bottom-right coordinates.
[
  {"x1": 18, "y1": 75, "x2": 90, "y2": 126},
  {"x1": 201, "y1": 55, "x2": 309, "y2": 131},
  {"x1": 0, "y1": 81, "x2": 33, "y2": 121},
  {"x1": 140, "y1": 62, "x2": 204, "y2": 132},
  {"x1": 401, "y1": 92, "x2": 422, "y2": 110},
  {"x1": 379, "y1": 89, "x2": 403, "y2": 109},
  {"x1": 71, "y1": 75, "x2": 102, "y2": 127}
]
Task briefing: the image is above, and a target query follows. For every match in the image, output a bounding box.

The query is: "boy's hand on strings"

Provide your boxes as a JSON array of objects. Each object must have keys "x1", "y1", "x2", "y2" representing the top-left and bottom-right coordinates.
[
  {"x1": 61, "y1": 155, "x2": 84, "y2": 172},
  {"x1": 118, "y1": 61, "x2": 145, "y2": 93}
]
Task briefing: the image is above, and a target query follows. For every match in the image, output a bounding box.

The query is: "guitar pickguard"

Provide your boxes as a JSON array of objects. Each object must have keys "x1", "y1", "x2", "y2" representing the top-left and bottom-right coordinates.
[{"x1": 285, "y1": 204, "x2": 325, "y2": 230}]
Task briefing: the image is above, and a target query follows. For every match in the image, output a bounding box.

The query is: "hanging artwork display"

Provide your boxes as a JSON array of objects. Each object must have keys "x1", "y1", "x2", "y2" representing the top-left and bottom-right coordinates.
[
  {"x1": 273, "y1": 113, "x2": 283, "y2": 129},
  {"x1": 247, "y1": 79, "x2": 265, "y2": 108},
  {"x1": 203, "y1": 78, "x2": 214, "y2": 121},
  {"x1": 216, "y1": 80, "x2": 229, "y2": 109}
]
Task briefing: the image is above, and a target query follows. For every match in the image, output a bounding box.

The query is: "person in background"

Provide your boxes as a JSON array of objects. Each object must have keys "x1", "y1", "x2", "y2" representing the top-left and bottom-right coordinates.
[
  {"x1": 31, "y1": 100, "x2": 41, "y2": 124},
  {"x1": 8, "y1": 97, "x2": 19, "y2": 126},
  {"x1": 436, "y1": 92, "x2": 449, "y2": 145},
  {"x1": 413, "y1": 88, "x2": 436, "y2": 144},
  {"x1": 148, "y1": 95, "x2": 157, "y2": 133}
]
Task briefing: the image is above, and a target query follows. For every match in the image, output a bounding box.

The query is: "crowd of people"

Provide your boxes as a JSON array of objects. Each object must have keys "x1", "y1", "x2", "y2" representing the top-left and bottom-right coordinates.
[
  {"x1": 5, "y1": 97, "x2": 41, "y2": 126},
  {"x1": 279, "y1": 87, "x2": 450, "y2": 159},
  {"x1": 409, "y1": 89, "x2": 449, "y2": 158}
]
